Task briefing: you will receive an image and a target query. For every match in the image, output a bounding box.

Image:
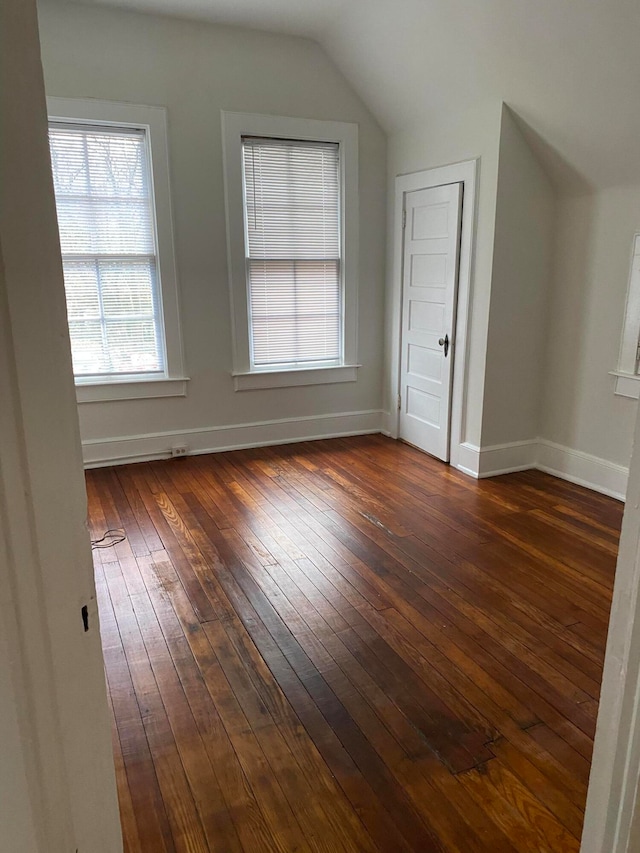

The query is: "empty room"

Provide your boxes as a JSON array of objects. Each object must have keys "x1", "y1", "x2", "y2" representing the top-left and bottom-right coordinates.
[{"x1": 3, "y1": 0, "x2": 640, "y2": 851}]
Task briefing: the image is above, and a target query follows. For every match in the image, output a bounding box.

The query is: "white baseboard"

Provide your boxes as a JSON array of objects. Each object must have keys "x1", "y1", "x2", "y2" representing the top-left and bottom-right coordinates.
[
  {"x1": 477, "y1": 439, "x2": 538, "y2": 478},
  {"x1": 379, "y1": 410, "x2": 397, "y2": 438},
  {"x1": 536, "y1": 439, "x2": 628, "y2": 502},
  {"x1": 459, "y1": 438, "x2": 628, "y2": 501},
  {"x1": 456, "y1": 442, "x2": 481, "y2": 478},
  {"x1": 454, "y1": 440, "x2": 537, "y2": 479},
  {"x1": 83, "y1": 415, "x2": 630, "y2": 501},
  {"x1": 82, "y1": 409, "x2": 384, "y2": 468}
]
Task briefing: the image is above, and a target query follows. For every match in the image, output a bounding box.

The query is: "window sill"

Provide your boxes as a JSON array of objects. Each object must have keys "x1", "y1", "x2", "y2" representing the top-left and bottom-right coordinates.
[
  {"x1": 232, "y1": 364, "x2": 360, "y2": 391},
  {"x1": 75, "y1": 376, "x2": 189, "y2": 403},
  {"x1": 610, "y1": 370, "x2": 640, "y2": 400}
]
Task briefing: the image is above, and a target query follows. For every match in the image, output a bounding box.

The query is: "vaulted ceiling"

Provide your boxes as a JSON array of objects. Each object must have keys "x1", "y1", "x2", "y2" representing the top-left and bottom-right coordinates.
[{"x1": 64, "y1": 0, "x2": 640, "y2": 190}]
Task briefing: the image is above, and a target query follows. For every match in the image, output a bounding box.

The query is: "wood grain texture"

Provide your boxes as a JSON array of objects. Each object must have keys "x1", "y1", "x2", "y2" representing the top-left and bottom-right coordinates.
[{"x1": 86, "y1": 435, "x2": 622, "y2": 852}]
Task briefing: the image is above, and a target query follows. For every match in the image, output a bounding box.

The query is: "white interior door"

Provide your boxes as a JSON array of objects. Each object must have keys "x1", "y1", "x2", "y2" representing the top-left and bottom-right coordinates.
[{"x1": 399, "y1": 182, "x2": 462, "y2": 461}]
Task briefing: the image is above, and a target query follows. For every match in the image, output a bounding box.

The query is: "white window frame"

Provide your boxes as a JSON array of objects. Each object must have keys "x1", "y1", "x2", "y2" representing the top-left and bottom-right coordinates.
[
  {"x1": 47, "y1": 97, "x2": 187, "y2": 403},
  {"x1": 221, "y1": 111, "x2": 360, "y2": 391},
  {"x1": 612, "y1": 234, "x2": 640, "y2": 399}
]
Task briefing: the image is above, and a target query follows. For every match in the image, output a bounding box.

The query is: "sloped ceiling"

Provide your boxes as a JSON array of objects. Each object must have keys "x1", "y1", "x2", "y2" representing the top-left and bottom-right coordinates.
[{"x1": 60, "y1": 0, "x2": 640, "y2": 190}]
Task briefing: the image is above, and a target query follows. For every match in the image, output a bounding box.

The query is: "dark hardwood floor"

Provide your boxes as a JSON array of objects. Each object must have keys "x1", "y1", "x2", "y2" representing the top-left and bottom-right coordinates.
[{"x1": 86, "y1": 434, "x2": 622, "y2": 852}]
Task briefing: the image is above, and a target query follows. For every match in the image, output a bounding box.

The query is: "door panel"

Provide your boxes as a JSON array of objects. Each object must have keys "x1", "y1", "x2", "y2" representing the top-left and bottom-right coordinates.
[
  {"x1": 399, "y1": 183, "x2": 462, "y2": 461},
  {"x1": 407, "y1": 343, "x2": 441, "y2": 381},
  {"x1": 411, "y1": 253, "x2": 447, "y2": 287}
]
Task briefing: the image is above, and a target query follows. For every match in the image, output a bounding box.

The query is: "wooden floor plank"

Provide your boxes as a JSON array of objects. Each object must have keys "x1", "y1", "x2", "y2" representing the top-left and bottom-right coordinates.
[
  {"x1": 143, "y1": 553, "x2": 306, "y2": 853},
  {"x1": 94, "y1": 552, "x2": 169, "y2": 853},
  {"x1": 85, "y1": 435, "x2": 620, "y2": 852},
  {"x1": 144, "y1": 468, "x2": 409, "y2": 852}
]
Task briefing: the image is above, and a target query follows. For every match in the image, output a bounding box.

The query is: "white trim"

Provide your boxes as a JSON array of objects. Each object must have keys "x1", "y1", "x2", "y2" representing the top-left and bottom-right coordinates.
[
  {"x1": 610, "y1": 370, "x2": 640, "y2": 400},
  {"x1": 477, "y1": 439, "x2": 538, "y2": 477},
  {"x1": 380, "y1": 410, "x2": 396, "y2": 437},
  {"x1": 390, "y1": 160, "x2": 478, "y2": 473},
  {"x1": 76, "y1": 376, "x2": 188, "y2": 403},
  {"x1": 581, "y1": 402, "x2": 640, "y2": 853},
  {"x1": 232, "y1": 364, "x2": 359, "y2": 391},
  {"x1": 452, "y1": 438, "x2": 628, "y2": 499},
  {"x1": 457, "y1": 442, "x2": 481, "y2": 478},
  {"x1": 46, "y1": 96, "x2": 186, "y2": 386},
  {"x1": 3, "y1": 32, "x2": 122, "y2": 845},
  {"x1": 536, "y1": 439, "x2": 628, "y2": 502},
  {"x1": 80, "y1": 414, "x2": 630, "y2": 500},
  {"x1": 616, "y1": 233, "x2": 640, "y2": 380},
  {"x1": 221, "y1": 111, "x2": 359, "y2": 377},
  {"x1": 81, "y1": 409, "x2": 383, "y2": 467},
  {"x1": 0, "y1": 246, "x2": 77, "y2": 851}
]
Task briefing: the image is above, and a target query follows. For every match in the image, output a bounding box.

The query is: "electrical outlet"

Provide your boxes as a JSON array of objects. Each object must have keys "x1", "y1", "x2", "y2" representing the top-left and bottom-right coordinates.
[{"x1": 171, "y1": 445, "x2": 188, "y2": 458}]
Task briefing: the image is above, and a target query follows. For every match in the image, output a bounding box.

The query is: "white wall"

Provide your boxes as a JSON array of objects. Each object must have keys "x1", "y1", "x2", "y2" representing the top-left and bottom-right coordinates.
[
  {"x1": 541, "y1": 185, "x2": 640, "y2": 469},
  {"x1": 37, "y1": 0, "x2": 387, "y2": 465},
  {"x1": 580, "y1": 358, "x2": 640, "y2": 853},
  {"x1": 385, "y1": 101, "x2": 503, "y2": 451},
  {"x1": 0, "y1": 0, "x2": 121, "y2": 849},
  {"x1": 0, "y1": 314, "x2": 41, "y2": 852},
  {"x1": 385, "y1": 97, "x2": 634, "y2": 495},
  {"x1": 0, "y1": 639, "x2": 39, "y2": 853},
  {"x1": 481, "y1": 105, "x2": 555, "y2": 448},
  {"x1": 38, "y1": 0, "x2": 637, "y2": 496}
]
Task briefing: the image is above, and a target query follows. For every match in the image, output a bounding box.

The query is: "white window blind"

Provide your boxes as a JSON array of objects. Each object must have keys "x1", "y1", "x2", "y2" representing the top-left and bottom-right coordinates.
[
  {"x1": 48, "y1": 122, "x2": 165, "y2": 379},
  {"x1": 242, "y1": 137, "x2": 342, "y2": 368}
]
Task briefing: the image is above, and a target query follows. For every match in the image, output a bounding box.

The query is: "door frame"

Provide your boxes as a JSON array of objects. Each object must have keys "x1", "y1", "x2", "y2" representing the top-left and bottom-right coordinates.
[
  {"x1": 581, "y1": 392, "x2": 640, "y2": 853},
  {"x1": 388, "y1": 159, "x2": 477, "y2": 471}
]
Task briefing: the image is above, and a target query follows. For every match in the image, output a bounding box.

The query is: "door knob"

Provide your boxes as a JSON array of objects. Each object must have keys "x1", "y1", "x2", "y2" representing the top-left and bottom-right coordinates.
[{"x1": 438, "y1": 334, "x2": 449, "y2": 357}]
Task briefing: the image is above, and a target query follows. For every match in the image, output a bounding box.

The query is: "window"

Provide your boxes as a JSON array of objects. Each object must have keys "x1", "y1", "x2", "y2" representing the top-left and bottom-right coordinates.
[
  {"x1": 49, "y1": 123, "x2": 162, "y2": 377},
  {"x1": 47, "y1": 98, "x2": 186, "y2": 403},
  {"x1": 243, "y1": 138, "x2": 341, "y2": 367},
  {"x1": 613, "y1": 234, "x2": 640, "y2": 399},
  {"x1": 222, "y1": 112, "x2": 359, "y2": 391}
]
